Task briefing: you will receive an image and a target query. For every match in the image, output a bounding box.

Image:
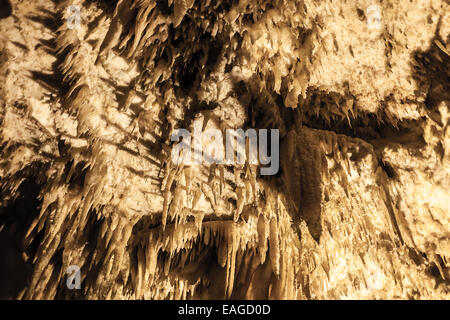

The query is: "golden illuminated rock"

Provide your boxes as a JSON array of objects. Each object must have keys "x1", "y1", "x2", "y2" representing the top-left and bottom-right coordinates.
[{"x1": 0, "y1": 0, "x2": 448, "y2": 299}]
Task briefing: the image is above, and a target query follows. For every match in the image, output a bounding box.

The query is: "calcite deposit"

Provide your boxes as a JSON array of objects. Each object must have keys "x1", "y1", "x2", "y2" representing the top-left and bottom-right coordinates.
[{"x1": 0, "y1": 0, "x2": 448, "y2": 299}]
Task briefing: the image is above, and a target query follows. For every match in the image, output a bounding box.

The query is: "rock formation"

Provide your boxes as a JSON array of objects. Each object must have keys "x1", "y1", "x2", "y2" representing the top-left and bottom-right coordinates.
[{"x1": 0, "y1": 0, "x2": 448, "y2": 299}]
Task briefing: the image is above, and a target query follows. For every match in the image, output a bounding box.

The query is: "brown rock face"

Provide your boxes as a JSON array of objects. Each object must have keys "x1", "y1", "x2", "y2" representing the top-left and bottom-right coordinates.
[{"x1": 0, "y1": 0, "x2": 448, "y2": 299}]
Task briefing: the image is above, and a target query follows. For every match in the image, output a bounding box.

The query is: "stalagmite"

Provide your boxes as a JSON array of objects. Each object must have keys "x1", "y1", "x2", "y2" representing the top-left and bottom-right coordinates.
[{"x1": 269, "y1": 218, "x2": 280, "y2": 277}]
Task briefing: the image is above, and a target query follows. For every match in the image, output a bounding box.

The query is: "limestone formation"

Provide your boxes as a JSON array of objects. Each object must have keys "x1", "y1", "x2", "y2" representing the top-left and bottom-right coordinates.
[{"x1": 0, "y1": 0, "x2": 448, "y2": 299}]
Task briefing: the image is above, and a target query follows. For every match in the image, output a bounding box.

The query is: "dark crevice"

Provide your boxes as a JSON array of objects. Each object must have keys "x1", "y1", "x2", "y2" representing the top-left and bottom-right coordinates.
[
  {"x1": 411, "y1": 17, "x2": 450, "y2": 113},
  {"x1": 0, "y1": 0, "x2": 12, "y2": 20},
  {"x1": 0, "y1": 176, "x2": 43, "y2": 299},
  {"x1": 379, "y1": 160, "x2": 396, "y2": 179}
]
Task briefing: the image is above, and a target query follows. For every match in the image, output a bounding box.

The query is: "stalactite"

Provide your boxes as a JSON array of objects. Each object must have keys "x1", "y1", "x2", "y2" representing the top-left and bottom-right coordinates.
[{"x1": 0, "y1": 0, "x2": 448, "y2": 300}]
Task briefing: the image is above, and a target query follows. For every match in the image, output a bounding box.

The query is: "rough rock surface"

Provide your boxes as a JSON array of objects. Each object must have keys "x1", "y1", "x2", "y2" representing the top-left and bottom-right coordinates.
[{"x1": 0, "y1": 0, "x2": 448, "y2": 299}]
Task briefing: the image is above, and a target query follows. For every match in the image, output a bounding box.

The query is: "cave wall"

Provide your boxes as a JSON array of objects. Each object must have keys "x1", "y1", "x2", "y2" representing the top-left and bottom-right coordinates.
[{"x1": 0, "y1": 0, "x2": 449, "y2": 299}]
